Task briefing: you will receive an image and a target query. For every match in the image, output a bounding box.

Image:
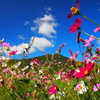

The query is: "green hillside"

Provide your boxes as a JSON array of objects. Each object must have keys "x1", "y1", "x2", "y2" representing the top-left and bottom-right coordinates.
[
  {"x1": 27, "y1": 54, "x2": 70, "y2": 64},
  {"x1": 9, "y1": 54, "x2": 71, "y2": 69}
]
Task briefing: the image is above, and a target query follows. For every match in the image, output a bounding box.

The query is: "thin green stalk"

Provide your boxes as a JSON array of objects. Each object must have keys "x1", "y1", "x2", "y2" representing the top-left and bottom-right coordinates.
[
  {"x1": 77, "y1": 43, "x2": 84, "y2": 60},
  {"x1": 83, "y1": 78, "x2": 93, "y2": 100},
  {"x1": 79, "y1": 13, "x2": 100, "y2": 27},
  {"x1": 81, "y1": 30, "x2": 100, "y2": 40},
  {"x1": 3, "y1": 85, "x2": 15, "y2": 100}
]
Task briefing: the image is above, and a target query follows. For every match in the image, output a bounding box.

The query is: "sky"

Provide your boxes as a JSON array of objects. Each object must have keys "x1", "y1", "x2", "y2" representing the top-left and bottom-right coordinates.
[{"x1": 0, "y1": 0, "x2": 100, "y2": 60}]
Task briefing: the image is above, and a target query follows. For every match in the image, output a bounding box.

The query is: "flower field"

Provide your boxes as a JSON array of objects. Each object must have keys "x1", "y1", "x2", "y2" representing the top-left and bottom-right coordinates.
[{"x1": 0, "y1": 0, "x2": 100, "y2": 100}]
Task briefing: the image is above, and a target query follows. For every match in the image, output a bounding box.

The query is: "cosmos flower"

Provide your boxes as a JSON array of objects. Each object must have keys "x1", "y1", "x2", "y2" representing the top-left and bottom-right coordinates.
[
  {"x1": 20, "y1": 43, "x2": 29, "y2": 49},
  {"x1": 68, "y1": 18, "x2": 82, "y2": 33},
  {"x1": 93, "y1": 83, "x2": 100, "y2": 91},
  {"x1": 30, "y1": 59, "x2": 40, "y2": 65},
  {"x1": 21, "y1": 66, "x2": 29, "y2": 71},
  {"x1": 0, "y1": 42, "x2": 10, "y2": 47},
  {"x1": 67, "y1": 0, "x2": 80, "y2": 19},
  {"x1": 0, "y1": 38, "x2": 4, "y2": 43},
  {"x1": 9, "y1": 50, "x2": 18, "y2": 56},
  {"x1": 74, "y1": 81, "x2": 88, "y2": 94},
  {"x1": 94, "y1": 27, "x2": 100, "y2": 32},
  {"x1": 48, "y1": 83, "x2": 59, "y2": 95},
  {"x1": 70, "y1": 51, "x2": 79, "y2": 61},
  {"x1": 66, "y1": 69, "x2": 75, "y2": 78},
  {"x1": 95, "y1": 48, "x2": 100, "y2": 54},
  {"x1": 75, "y1": 61, "x2": 94, "y2": 79},
  {"x1": 2, "y1": 68, "x2": 10, "y2": 73},
  {"x1": 13, "y1": 61, "x2": 21, "y2": 68},
  {"x1": 26, "y1": 93, "x2": 30, "y2": 98},
  {"x1": 83, "y1": 36, "x2": 95, "y2": 47}
]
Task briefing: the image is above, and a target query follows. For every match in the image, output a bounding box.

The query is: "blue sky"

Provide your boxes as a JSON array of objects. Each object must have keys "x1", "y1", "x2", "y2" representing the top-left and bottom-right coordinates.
[{"x1": 1, "y1": 0, "x2": 100, "y2": 60}]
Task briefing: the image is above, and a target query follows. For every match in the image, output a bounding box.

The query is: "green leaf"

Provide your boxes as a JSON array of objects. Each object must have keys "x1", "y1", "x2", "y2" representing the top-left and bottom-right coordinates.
[
  {"x1": 30, "y1": 79, "x2": 35, "y2": 84},
  {"x1": 66, "y1": 79, "x2": 77, "y2": 93},
  {"x1": 53, "y1": 80, "x2": 67, "y2": 89},
  {"x1": 18, "y1": 79, "x2": 30, "y2": 84},
  {"x1": 97, "y1": 65, "x2": 100, "y2": 69}
]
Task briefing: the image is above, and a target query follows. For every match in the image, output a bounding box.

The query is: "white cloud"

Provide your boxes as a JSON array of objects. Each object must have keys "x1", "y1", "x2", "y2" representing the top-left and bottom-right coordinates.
[
  {"x1": 30, "y1": 27, "x2": 37, "y2": 31},
  {"x1": 31, "y1": 37, "x2": 54, "y2": 50},
  {"x1": 44, "y1": 7, "x2": 52, "y2": 11},
  {"x1": 24, "y1": 21, "x2": 29, "y2": 25},
  {"x1": 44, "y1": 7, "x2": 52, "y2": 13},
  {"x1": 48, "y1": 7, "x2": 52, "y2": 11},
  {"x1": 18, "y1": 35, "x2": 26, "y2": 40},
  {"x1": 33, "y1": 14, "x2": 58, "y2": 38},
  {"x1": 38, "y1": 22, "x2": 57, "y2": 38},
  {"x1": 0, "y1": 36, "x2": 54, "y2": 56},
  {"x1": 40, "y1": 15, "x2": 54, "y2": 21}
]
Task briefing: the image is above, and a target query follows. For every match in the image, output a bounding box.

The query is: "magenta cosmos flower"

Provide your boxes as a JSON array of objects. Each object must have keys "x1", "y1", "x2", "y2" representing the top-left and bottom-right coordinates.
[
  {"x1": 66, "y1": 69, "x2": 75, "y2": 78},
  {"x1": 0, "y1": 42, "x2": 10, "y2": 47},
  {"x1": 75, "y1": 61, "x2": 94, "y2": 79},
  {"x1": 94, "y1": 27, "x2": 100, "y2": 32},
  {"x1": 68, "y1": 18, "x2": 82, "y2": 33},
  {"x1": 30, "y1": 59, "x2": 40, "y2": 65},
  {"x1": 9, "y1": 50, "x2": 18, "y2": 56},
  {"x1": 67, "y1": 0, "x2": 80, "y2": 19},
  {"x1": 48, "y1": 83, "x2": 59, "y2": 95}
]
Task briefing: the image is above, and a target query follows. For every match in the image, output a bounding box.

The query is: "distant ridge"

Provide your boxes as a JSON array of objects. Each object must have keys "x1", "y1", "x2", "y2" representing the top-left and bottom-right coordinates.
[
  {"x1": 11, "y1": 54, "x2": 71, "y2": 68},
  {"x1": 33, "y1": 54, "x2": 69, "y2": 64}
]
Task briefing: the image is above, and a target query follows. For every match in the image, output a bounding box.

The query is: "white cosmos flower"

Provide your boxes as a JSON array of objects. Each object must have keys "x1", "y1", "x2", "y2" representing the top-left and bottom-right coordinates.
[
  {"x1": 20, "y1": 43, "x2": 29, "y2": 49},
  {"x1": 74, "y1": 80, "x2": 88, "y2": 94},
  {"x1": 13, "y1": 61, "x2": 21, "y2": 68},
  {"x1": 21, "y1": 66, "x2": 29, "y2": 71}
]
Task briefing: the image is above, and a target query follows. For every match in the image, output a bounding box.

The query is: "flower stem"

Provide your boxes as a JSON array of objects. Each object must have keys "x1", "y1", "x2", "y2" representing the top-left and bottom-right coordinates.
[
  {"x1": 3, "y1": 85, "x2": 15, "y2": 100},
  {"x1": 81, "y1": 30, "x2": 100, "y2": 40},
  {"x1": 79, "y1": 13, "x2": 100, "y2": 26}
]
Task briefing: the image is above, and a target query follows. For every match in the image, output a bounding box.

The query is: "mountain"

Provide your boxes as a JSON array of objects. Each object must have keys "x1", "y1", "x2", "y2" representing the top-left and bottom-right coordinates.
[
  {"x1": 33, "y1": 54, "x2": 69, "y2": 64},
  {"x1": 10, "y1": 54, "x2": 71, "y2": 69}
]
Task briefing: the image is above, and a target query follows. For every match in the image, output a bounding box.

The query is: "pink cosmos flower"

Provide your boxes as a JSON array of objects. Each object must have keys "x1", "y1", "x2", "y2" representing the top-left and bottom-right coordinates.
[
  {"x1": 86, "y1": 76, "x2": 92, "y2": 81},
  {"x1": 95, "y1": 48, "x2": 100, "y2": 54},
  {"x1": 26, "y1": 93, "x2": 30, "y2": 98},
  {"x1": 93, "y1": 84, "x2": 100, "y2": 91},
  {"x1": 2, "y1": 68, "x2": 10, "y2": 73},
  {"x1": 90, "y1": 54, "x2": 100, "y2": 61},
  {"x1": 70, "y1": 51, "x2": 79, "y2": 61},
  {"x1": 75, "y1": 61, "x2": 94, "y2": 79},
  {"x1": 68, "y1": 18, "x2": 82, "y2": 33},
  {"x1": 9, "y1": 50, "x2": 18, "y2": 56},
  {"x1": 67, "y1": 0, "x2": 79, "y2": 19},
  {"x1": 83, "y1": 36, "x2": 95, "y2": 47},
  {"x1": 30, "y1": 59, "x2": 40, "y2": 65},
  {"x1": 0, "y1": 42, "x2": 10, "y2": 47},
  {"x1": 94, "y1": 27, "x2": 100, "y2": 32},
  {"x1": 48, "y1": 83, "x2": 59, "y2": 95}
]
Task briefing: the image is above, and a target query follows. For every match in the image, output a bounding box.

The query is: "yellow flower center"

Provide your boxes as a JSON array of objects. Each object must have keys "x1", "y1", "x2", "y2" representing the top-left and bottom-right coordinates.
[
  {"x1": 70, "y1": 7, "x2": 76, "y2": 12},
  {"x1": 84, "y1": 70, "x2": 88, "y2": 74},
  {"x1": 54, "y1": 87, "x2": 57, "y2": 90},
  {"x1": 32, "y1": 65, "x2": 34, "y2": 67},
  {"x1": 77, "y1": 86, "x2": 82, "y2": 91},
  {"x1": 70, "y1": 7, "x2": 79, "y2": 15}
]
